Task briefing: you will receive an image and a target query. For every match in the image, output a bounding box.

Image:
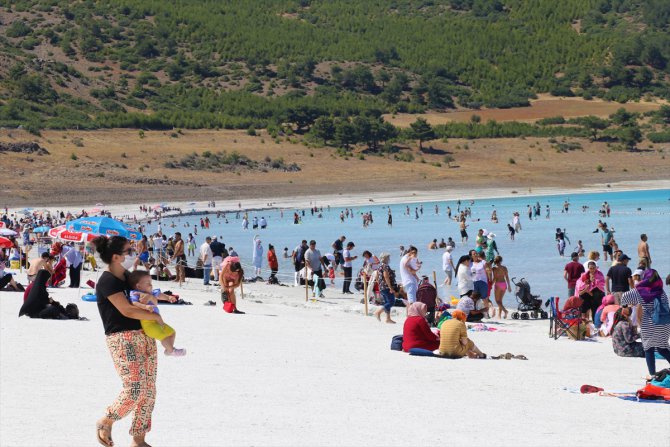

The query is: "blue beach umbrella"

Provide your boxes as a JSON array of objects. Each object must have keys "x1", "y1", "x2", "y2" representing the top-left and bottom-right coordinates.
[
  {"x1": 32, "y1": 226, "x2": 51, "y2": 233},
  {"x1": 66, "y1": 216, "x2": 142, "y2": 241}
]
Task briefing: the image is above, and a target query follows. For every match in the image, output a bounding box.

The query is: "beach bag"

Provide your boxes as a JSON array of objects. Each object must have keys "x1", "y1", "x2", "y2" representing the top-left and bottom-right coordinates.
[
  {"x1": 652, "y1": 296, "x2": 670, "y2": 325},
  {"x1": 567, "y1": 323, "x2": 586, "y2": 340},
  {"x1": 636, "y1": 383, "x2": 670, "y2": 401},
  {"x1": 390, "y1": 335, "x2": 403, "y2": 351},
  {"x1": 64, "y1": 303, "x2": 79, "y2": 319},
  {"x1": 651, "y1": 369, "x2": 670, "y2": 389}
]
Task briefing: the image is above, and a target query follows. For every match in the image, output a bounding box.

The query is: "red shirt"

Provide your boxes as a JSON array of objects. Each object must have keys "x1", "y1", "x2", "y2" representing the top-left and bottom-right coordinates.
[
  {"x1": 267, "y1": 251, "x2": 278, "y2": 270},
  {"x1": 402, "y1": 316, "x2": 440, "y2": 352},
  {"x1": 564, "y1": 261, "x2": 585, "y2": 288}
]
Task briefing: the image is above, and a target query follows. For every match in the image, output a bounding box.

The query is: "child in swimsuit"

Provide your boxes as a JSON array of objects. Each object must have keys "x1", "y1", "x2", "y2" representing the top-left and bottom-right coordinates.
[{"x1": 128, "y1": 270, "x2": 186, "y2": 356}]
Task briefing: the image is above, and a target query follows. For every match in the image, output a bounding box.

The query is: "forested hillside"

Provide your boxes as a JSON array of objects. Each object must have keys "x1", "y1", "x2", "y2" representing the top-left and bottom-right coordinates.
[{"x1": 0, "y1": 0, "x2": 669, "y2": 136}]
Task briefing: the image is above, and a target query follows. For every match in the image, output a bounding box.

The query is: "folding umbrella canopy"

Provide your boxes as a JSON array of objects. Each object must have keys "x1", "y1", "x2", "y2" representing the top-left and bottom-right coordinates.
[
  {"x1": 0, "y1": 236, "x2": 13, "y2": 248},
  {"x1": 32, "y1": 226, "x2": 51, "y2": 233},
  {"x1": 0, "y1": 222, "x2": 5, "y2": 228},
  {"x1": 0, "y1": 228, "x2": 17, "y2": 236},
  {"x1": 66, "y1": 216, "x2": 142, "y2": 241},
  {"x1": 48, "y1": 226, "x2": 99, "y2": 243}
]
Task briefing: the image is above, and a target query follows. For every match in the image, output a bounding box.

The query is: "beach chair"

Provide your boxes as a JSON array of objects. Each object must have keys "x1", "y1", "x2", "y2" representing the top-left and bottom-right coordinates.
[{"x1": 549, "y1": 297, "x2": 583, "y2": 340}]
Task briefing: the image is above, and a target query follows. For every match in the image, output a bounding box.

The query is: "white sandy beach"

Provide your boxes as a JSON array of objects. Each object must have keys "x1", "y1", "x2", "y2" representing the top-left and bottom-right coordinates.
[
  {"x1": 1, "y1": 266, "x2": 668, "y2": 447},
  {"x1": 6, "y1": 178, "x2": 670, "y2": 219}
]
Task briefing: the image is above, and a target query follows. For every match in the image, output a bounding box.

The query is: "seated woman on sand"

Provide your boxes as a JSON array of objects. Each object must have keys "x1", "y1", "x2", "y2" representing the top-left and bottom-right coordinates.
[
  {"x1": 456, "y1": 290, "x2": 488, "y2": 322},
  {"x1": 0, "y1": 254, "x2": 24, "y2": 291},
  {"x1": 402, "y1": 302, "x2": 439, "y2": 352},
  {"x1": 438, "y1": 310, "x2": 486, "y2": 359},
  {"x1": 576, "y1": 260, "x2": 606, "y2": 321},
  {"x1": 18, "y1": 270, "x2": 79, "y2": 319},
  {"x1": 611, "y1": 306, "x2": 644, "y2": 358},
  {"x1": 595, "y1": 295, "x2": 618, "y2": 335}
]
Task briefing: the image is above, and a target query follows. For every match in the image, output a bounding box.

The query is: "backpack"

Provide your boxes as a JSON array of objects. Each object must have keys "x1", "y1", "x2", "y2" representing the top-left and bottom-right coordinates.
[
  {"x1": 65, "y1": 303, "x2": 79, "y2": 319},
  {"x1": 390, "y1": 335, "x2": 403, "y2": 351},
  {"x1": 652, "y1": 295, "x2": 670, "y2": 325}
]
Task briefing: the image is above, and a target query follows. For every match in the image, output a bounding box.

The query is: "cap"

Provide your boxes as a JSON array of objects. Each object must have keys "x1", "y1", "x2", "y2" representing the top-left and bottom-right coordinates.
[
  {"x1": 619, "y1": 254, "x2": 631, "y2": 261},
  {"x1": 446, "y1": 245, "x2": 454, "y2": 251},
  {"x1": 633, "y1": 269, "x2": 644, "y2": 277},
  {"x1": 487, "y1": 233, "x2": 495, "y2": 239}
]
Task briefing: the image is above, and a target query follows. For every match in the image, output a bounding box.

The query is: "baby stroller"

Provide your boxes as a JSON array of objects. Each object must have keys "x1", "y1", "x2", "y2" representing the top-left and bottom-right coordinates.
[
  {"x1": 416, "y1": 277, "x2": 438, "y2": 326},
  {"x1": 510, "y1": 277, "x2": 547, "y2": 320}
]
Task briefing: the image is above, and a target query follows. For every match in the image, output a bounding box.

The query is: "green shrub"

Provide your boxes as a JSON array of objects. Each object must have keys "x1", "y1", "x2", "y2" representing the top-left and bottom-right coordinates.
[
  {"x1": 394, "y1": 152, "x2": 415, "y2": 162},
  {"x1": 647, "y1": 131, "x2": 670, "y2": 143}
]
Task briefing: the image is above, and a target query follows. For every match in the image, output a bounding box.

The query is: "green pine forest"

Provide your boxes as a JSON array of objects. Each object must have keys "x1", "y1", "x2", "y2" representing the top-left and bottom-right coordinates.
[{"x1": 1, "y1": 0, "x2": 669, "y2": 147}]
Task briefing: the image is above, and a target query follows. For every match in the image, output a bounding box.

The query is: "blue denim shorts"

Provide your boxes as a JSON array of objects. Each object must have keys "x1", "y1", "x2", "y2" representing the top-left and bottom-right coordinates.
[{"x1": 474, "y1": 280, "x2": 489, "y2": 299}]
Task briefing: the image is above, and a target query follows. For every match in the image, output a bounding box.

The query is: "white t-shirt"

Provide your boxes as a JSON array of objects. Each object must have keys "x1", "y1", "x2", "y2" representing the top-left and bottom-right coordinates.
[
  {"x1": 200, "y1": 242, "x2": 213, "y2": 265},
  {"x1": 342, "y1": 248, "x2": 353, "y2": 268},
  {"x1": 442, "y1": 251, "x2": 453, "y2": 272},
  {"x1": 456, "y1": 263, "x2": 474, "y2": 296},
  {"x1": 153, "y1": 236, "x2": 163, "y2": 251},
  {"x1": 472, "y1": 260, "x2": 488, "y2": 282},
  {"x1": 399, "y1": 254, "x2": 419, "y2": 286}
]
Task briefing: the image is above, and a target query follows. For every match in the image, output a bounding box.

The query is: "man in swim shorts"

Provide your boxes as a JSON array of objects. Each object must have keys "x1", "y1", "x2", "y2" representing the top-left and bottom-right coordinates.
[
  {"x1": 171, "y1": 232, "x2": 186, "y2": 286},
  {"x1": 459, "y1": 219, "x2": 468, "y2": 243},
  {"x1": 637, "y1": 234, "x2": 651, "y2": 267},
  {"x1": 600, "y1": 224, "x2": 614, "y2": 262}
]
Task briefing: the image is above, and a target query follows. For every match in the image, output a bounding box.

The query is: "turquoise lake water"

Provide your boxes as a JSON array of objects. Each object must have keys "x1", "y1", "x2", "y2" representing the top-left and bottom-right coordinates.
[{"x1": 159, "y1": 189, "x2": 670, "y2": 307}]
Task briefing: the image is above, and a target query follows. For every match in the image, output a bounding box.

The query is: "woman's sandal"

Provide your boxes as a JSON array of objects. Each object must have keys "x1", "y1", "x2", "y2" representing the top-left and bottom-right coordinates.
[{"x1": 96, "y1": 422, "x2": 113, "y2": 447}]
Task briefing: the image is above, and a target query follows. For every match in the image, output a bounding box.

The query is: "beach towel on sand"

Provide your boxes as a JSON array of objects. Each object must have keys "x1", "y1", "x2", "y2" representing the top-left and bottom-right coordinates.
[{"x1": 617, "y1": 395, "x2": 670, "y2": 404}]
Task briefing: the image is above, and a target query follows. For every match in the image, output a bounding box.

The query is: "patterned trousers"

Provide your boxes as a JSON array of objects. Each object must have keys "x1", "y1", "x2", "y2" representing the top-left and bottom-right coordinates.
[{"x1": 105, "y1": 330, "x2": 157, "y2": 436}]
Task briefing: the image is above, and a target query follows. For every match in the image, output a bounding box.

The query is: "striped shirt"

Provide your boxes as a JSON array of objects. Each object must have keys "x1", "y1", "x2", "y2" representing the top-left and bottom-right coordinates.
[{"x1": 621, "y1": 289, "x2": 670, "y2": 350}]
